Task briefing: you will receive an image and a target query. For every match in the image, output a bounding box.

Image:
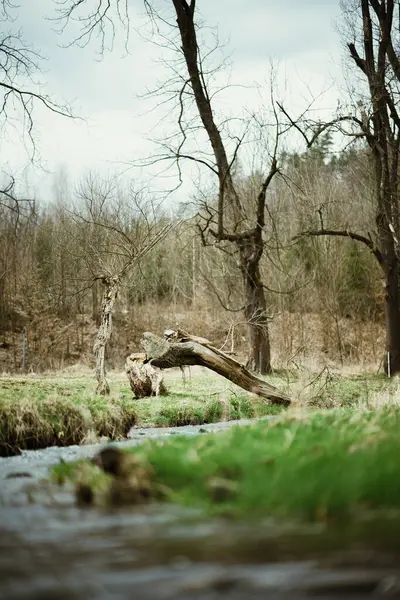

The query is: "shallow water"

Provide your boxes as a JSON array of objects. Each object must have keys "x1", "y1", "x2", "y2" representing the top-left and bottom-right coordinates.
[{"x1": 1, "y1": 419, "x2": 400, "y2": 599}]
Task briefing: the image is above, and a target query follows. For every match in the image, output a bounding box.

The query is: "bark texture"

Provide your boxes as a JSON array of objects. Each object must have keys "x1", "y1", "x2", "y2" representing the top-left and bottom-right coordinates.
[
  {"x1": 125, "y1": 352, "x2": 167, "y2": 398},
  {"x1": 141, "y1": 330, "x2": 290, "y2": 406},
  {"x1": 239, "y1": 242, "x2": 271, "y2": 374},
  {"x1": 93, "y1": 275, "x2": 120, "y2": 395}
]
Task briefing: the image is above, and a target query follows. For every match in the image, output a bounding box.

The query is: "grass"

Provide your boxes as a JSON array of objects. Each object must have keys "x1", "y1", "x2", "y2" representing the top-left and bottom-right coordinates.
[
  {"x1": 272, "y1": 368, "x2": 391, "y2": 408},
  {"x1": 53, "y1": 405, "x2": 400, "y2": 526},
  {"x1": 0, "y1": 378, "x2": 137, "y2": 456},
  {"x1": 1, "y1": 366, "x2": 398, "y2": 456},
  {"x1": 0, "y1": 369, "x2": 284, "y2": 456}
]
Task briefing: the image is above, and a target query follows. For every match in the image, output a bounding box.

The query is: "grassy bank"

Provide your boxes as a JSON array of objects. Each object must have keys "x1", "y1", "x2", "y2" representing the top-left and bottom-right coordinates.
[
  {"x1": 0, "y1": 367, "x2": 397, "y2": 456},
  {"x1": 0, "y1": 378, "x2": 136, "y2": 456},
  {"x1": 0, "y1": 369, "x2": 286, "y2": 456},
  {"x1": 53, "y1": 405, "x2": 400, "y2": 524}
]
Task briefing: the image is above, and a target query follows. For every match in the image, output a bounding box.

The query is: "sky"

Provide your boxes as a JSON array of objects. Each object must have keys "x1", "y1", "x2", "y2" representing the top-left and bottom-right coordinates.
[{"x1": 0, "y1": 0, "x2": 347, "y2": 205}]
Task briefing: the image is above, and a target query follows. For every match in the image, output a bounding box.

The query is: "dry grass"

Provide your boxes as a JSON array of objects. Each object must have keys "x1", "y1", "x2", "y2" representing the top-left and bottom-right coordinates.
[
  {"x1": 0, "y1": 304, "x2": 386, "y2": 374},
  {"x1": 0, "y1": 383, "x2": 137, "y2": 456},
  {"x1": 0, "y1": 373, "x2": 139, "y2": 455}
]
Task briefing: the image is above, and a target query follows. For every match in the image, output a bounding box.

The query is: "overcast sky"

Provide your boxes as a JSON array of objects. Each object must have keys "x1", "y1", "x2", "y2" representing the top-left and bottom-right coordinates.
[{"x1": 0, "y1": 0, "x2": 346, "y2": 204}]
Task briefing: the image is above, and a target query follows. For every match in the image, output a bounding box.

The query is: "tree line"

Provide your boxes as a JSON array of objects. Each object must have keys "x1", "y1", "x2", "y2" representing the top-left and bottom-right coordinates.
[
  {"x1": 0, "y1": 0, "x2": 399, "y2": 380},
  {"x1": 0, "y1": 142, "x2": 383, "y2": 370}
]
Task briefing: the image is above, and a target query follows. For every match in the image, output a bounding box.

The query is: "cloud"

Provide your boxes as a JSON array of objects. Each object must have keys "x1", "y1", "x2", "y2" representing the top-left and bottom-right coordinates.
[{"x1": 0, "y1": 0, "x2": 345, "y2": 202}]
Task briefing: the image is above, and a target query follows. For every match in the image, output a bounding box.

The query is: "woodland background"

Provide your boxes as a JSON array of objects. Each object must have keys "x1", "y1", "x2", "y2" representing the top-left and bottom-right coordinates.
[{"x1": 0, "y1": 135, "x2": 385, "y2": 373}]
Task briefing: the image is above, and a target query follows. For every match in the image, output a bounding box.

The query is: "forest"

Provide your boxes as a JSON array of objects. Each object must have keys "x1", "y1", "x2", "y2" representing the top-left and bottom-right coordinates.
[
  {"x1": 1, "y1": 0, "x2": 395, "y2": 382},
  {"x1": 0, "y1": 140, "x2": 385, "y2": 375}
]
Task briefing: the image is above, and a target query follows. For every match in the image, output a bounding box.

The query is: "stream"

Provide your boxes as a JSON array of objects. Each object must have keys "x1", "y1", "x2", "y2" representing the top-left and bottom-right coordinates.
[{"x1": 1, "y1": 418, "x2": 400, "y2": 599}]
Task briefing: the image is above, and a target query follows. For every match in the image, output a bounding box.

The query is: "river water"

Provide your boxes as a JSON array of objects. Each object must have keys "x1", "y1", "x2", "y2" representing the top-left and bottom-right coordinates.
[{"x1": 1, "y1": 419, "x2": 399, "y2": 599}]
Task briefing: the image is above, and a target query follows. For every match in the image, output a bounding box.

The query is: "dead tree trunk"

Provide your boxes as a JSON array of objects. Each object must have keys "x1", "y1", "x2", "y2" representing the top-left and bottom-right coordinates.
[
  {"x1": 383, "y1": 251, "x2": 400, "y2": 375},
  {"x1": 93, "y1": 275, "x2": 120, "y2": 395},
  {"x1": 240, "y1": 241, "x2": 271, "y2": 374},
  {"x1": 141, "y1": 330, "x2": 290, "y2": 406},
  {"x1": 125, "y1": 352, "x2": 167, "y2": 398}
]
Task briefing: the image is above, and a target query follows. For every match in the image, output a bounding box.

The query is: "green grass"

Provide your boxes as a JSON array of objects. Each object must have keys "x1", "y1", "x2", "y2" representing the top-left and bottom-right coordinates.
[
  {"x1": 0, "y1": 371, "x2": 284, "y2": 455},
  {"x1": 0, "y1": 378, "x2": 137, "y2": 456},
  {"x1": 1, "y1": 367, "x2": 398, "y2": 456},
  {"x1": 53, "y1": 405, "x2": 400, "y2": 524}
]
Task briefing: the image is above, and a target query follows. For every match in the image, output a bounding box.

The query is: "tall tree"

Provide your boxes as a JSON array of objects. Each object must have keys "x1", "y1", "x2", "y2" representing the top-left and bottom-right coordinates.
[
  {"x1": 170, "y1": 0, "x2": 282, "y2": 373},
  {"x1": 55, "y1": 0, "x2": 282, "y2": 373},
  {"x1": 293, "y1": 0, "x2": 400, "y2": 375}
]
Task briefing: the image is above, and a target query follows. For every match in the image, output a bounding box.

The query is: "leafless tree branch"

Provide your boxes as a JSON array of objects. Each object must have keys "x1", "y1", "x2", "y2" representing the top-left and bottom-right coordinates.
[{"x1": 295, "y1": 228, "x2": 385, "y2": 268}]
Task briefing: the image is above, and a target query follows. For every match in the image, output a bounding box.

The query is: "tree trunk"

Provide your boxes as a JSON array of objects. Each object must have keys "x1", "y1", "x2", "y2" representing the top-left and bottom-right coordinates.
[
  {"x1": 383, "y1": 256, "x2": 400, "y2": 375},
  {"x1": 141, "y1": 330, "x2": 290, "y2": 406},
  {"x1": 376, "y1": 158, "x2": 400, "y2": 376},
  {"x1": 92, "y1": 279, "x2": 100, "y2": 324},
  {"x1": 93, "y1": 275, "x2": 120, "y2": 395},
  {"x1": 125, "y1": 353, "x2": 167, "y2": 398},
  {"x1": 239, "y1": 243, "x2": 272, "y2": 375}
]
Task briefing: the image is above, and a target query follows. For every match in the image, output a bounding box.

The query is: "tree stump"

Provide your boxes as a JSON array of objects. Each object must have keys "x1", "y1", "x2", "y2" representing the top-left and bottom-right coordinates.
[{"x1": 125, "y1": 352, "x2": 167, "y2": 399}]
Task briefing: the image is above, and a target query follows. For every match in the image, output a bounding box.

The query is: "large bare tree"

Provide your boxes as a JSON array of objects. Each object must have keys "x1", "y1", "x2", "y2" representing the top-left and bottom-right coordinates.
[
  {"x1": 55, "y1": 0, "x2": 287, "y2": 374},
  {"x1": 291, "y1": 1, "x2": 400, "y2": 375},
  {"x1": 169, "y1": 1, "x2": 282, "y2": 374},
  {"x1": 68, "y1": 174, "x2": 174, "y2": 394}
]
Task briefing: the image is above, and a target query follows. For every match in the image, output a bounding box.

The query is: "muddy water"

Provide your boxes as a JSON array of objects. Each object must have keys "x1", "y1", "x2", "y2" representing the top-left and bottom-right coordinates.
[{"x1": 1, "y1": 419, "x2": 400, "y2": 599}]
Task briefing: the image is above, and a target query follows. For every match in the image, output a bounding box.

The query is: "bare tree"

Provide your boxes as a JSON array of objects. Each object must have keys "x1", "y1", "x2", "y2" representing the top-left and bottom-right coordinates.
[
  {"x1": 55, "y1": 1, "x2": 349, "y2": 375},
  {"x1": 0, "y1": 1, "x2": 74, "y2": 216},
  {"x1": 69, "y1": 174, "x2": 174, "y2": 394},
  {"x1": 53, "y1": 0, "x2": 283, "y2": 373},
  {"x1": 290, "y1": 1, "x2": 400, "y2": 375},
  {"x1": 158, "y1": 1, "x2": 297, "y2": 373},
  {"x1": 50, "y1": 0, "x2": 130, "y2": 52},
  {"x1": 0, "y1": 176, "x2": 35, "y2": 226}
]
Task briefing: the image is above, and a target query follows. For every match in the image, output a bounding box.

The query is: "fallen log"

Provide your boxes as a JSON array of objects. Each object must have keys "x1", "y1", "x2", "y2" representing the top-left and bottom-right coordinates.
[{"x1": 141, "y1": 330, "x2": 291, "y2": 406}]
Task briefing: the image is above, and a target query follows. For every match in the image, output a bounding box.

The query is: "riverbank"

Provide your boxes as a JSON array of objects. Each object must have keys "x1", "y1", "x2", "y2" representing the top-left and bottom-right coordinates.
[
  {"x1": 53, "y1": 405, "x2": 400, "y2": 523},
  {"x1": 0, "y1": 366, "x2": 393, "y2": 456},
  {"x1": 0, "y1": 368, "x2": 286, "y2": 456}
]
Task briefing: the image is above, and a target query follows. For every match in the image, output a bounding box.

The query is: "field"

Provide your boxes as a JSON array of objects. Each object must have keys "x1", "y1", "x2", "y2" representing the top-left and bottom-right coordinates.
[
  {"x1": 0, "y1": 363, "x2": 396, "y2": 457},
  {"x1": 0, "y1": 366, "x2": 285, "y2": 456}
]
